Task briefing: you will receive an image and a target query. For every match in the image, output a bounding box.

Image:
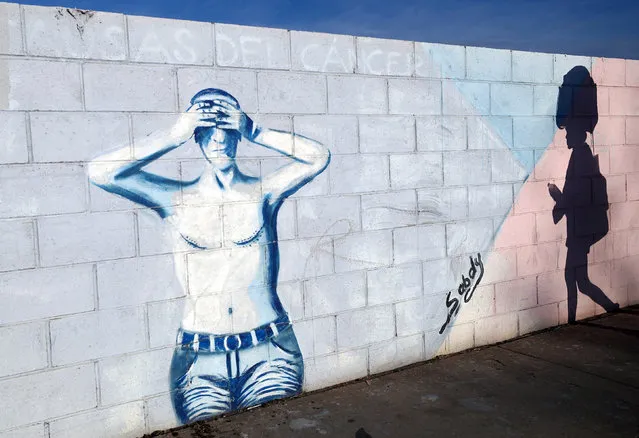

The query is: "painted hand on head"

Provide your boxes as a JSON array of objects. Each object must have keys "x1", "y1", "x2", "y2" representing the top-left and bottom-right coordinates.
[
  {"x1": 170, "y1": 101, "x2": 221, "y2": 144},
  {"x1": 203, "y1": 99, "x2": 256, "y2": 140}
]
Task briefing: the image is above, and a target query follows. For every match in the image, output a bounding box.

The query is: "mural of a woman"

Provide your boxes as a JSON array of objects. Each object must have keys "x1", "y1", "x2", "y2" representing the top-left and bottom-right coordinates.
[{"x1": 88, "y1": 88, "x2": 330, "y2": 424}]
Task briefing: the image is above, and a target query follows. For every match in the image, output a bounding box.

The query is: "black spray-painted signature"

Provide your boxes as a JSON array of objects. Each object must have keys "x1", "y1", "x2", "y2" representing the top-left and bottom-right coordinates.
[{"x1": 439, "y1": 253, "x2": 484, "y2": 334}]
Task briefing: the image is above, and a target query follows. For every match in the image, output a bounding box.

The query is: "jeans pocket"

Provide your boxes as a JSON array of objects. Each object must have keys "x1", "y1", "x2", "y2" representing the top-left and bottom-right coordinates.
[
  {"x1": 269, "y1": 326, "x2": 302, "y2": 358},
  {"x1": 169, "y1": 347, "x2": 198, "y2": 389}
]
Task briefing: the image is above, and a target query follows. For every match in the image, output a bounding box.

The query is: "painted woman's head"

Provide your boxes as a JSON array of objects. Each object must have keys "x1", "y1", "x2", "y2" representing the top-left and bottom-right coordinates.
[{"x1": 190, "y1": 88, "x2": 242, "y2": 158}]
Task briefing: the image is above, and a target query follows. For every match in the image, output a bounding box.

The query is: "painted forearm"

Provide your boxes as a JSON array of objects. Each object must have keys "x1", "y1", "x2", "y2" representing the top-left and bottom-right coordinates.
[{"x1": 251, "y1": 127, "x2": 330, "y2": 166}]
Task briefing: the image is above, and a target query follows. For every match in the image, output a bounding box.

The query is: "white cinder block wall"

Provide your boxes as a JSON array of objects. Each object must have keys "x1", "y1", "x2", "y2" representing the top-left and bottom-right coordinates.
[{"x1": 1, "y1": 2, "x2": 638, "y2": 437}]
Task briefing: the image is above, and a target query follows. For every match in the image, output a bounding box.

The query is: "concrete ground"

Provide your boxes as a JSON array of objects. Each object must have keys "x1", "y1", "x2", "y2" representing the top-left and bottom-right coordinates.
[{"x1": 147, "y1": 307, "x2": 639, "y2": 438}]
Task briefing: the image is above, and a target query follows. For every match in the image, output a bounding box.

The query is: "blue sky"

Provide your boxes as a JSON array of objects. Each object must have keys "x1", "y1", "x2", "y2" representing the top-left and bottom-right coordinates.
[{"x1": 20, "y1": 0, "x2": 639, "y2": 59}]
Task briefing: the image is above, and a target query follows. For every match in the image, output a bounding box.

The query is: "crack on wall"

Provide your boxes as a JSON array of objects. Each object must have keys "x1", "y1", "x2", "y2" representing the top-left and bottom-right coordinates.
[{"x1": 54, "y1": 7, "x2": 95, "y2": 36}]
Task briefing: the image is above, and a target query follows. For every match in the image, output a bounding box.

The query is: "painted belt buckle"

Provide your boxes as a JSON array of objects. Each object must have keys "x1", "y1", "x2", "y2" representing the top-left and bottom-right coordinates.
[{"x1": 224, "y1": 334, "x2": 242, "y2": 351}]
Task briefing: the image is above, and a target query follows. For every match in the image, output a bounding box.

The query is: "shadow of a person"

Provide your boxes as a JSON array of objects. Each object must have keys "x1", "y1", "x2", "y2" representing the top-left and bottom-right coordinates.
[{"x1": 548, "y1": 66, "x2": 619, "y2": 324}]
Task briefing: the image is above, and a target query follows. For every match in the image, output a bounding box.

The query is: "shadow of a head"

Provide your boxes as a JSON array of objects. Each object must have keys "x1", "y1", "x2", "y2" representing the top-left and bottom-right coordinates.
[{"x1": 556, "y1": 66, "x2": 598, "y2": 148}]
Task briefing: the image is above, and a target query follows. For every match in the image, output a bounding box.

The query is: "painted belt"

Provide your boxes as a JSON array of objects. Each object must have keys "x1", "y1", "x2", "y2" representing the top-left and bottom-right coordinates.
[{"x1": 177, "y1": 314, "x2": 291, "y2": 353}]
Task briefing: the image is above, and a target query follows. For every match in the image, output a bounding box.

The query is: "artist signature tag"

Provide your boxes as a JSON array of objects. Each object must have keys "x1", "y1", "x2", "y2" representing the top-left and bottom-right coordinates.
[{"x1": 439, "y1": 253, "x2": 484, "y2": 334}]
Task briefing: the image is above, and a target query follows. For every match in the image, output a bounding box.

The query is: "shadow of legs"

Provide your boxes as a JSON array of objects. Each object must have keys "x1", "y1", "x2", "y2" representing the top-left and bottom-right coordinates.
[{"x1": 576, "y1": 265, "x2": 619, "y2": 312}]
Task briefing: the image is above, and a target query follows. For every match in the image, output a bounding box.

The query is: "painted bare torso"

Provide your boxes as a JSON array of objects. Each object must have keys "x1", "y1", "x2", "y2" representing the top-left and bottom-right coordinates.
[{"x1": 167, "y1": 170, "x2": 284, "y2": 334}]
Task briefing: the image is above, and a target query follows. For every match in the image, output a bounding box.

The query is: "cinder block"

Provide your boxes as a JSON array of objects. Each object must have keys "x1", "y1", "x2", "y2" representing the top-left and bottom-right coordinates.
[
  {"x1": 0, "y1": 219, "x2": 35, "y2": 272},
  {"x1": 513, "y1": 180, "x2": 555, "y2": 213},
  {"x1": 627, "y1": 59, "x2": 639, "y2": 86},
  {"x1": 474, "y1": 313, "x2": 518, "y2": 347},
  {"x1": 257, "y1": 72, "x2": 326, "y2": 114},
  {"x1": 291, "y1": 31, "x2": 355, "y2": 73},
  {"x1": 0, "y1": 322, "x2": 47, "y2": 378},
  {"x1": 446, "y1": 322, "x2": 474, "y2": 354},
  {"x1": 297, "y1": 195, "x2": 361, "y2": 238},
  {"x1": 38, "y1": 212, "x2": 136, "y2": 266},
  {"x1": 333, "y1": 230, "x2": 392, "y2": 272},
  {"x1": 611, "y1": 254, "x2": 639, "y2": 288},
  {"x1": 559, "y1": 297, "x2": 595, "y2": 323},
  {"x1": 303, "y1": 348, "x2": 367, "y2": 392},
  {"x1": 610, "y1": 146, "x2": 639, "y2": 174},
  {"x1": 0, "y1": 59, "x2": 82, "y2": 110},
  {"x1": 31, "y1": 112, "x2": 130, "y2": 163},
  {"x1": 0, "y1": 424, "x2": 45, "y2": 438},
  {"x1": 592, "y1": 58, "x2": 625, "y2": 87},
  {"x1": 610, "y1": 87, "x2": 639, "y2": 116},
  {"x1": 99, "y1": 347, "x2": 173, "y2": 405},
  {"x1": 278, "y1": 237, "x2": 334, "y2": 282},
  {"x1": 493, "y1": 213, "x2": 535, "y2": 248},
  {"x1": 627, "y1": 173, "x2": 639, "y2": 201},
  {"x1": 360, "y1": 116, "x2": 415, "y2": 153},
  {"x1": 148, "y1": 298, "x2": 184, "y2": 348},
  {"x1": 97, "y1": 254, "x2": 185, "y2": 308},
  {"x1": 535, "y1": 211, "x2": 566, "y2": 243},
  {"x1": 442, "y1": 81, "x2": 490, "y2": 116},
  {"x1": 84, "y1": 64, "x2": 176, "y2": 112},
  {"x1": 240, "y1": 115, "x2": 292, "y2": 159},
  {"x1": 446, "y1": 219, "x2": 494, "y2": 256},
  {"x1": 422, "y1": 257, "x2": 460, "y2": 296},
  {"x1": 293, "y1": 316, "x2": 336, "y2": 357},
  {"x1": 627, "y1": 117, "x2": 639, "y2": 145},
  {"x1": 512, "y1": 51, "x2": 553, "y2": 84},
  {"x1": 51, "y1": 307, "x2": 146, "y2": 365},
  {"x1": 466, "y1": 46, "x2": 511, "y2": 81},
  {"x1": 593, "y1": 117, "x2": 625, "y2": 146},
  {"x1": 277, "y1": 281, "x2": 304, "y2": 321},
  {"x1": 327, "y1": 76, "x2": 387, "y2": 114},
  {"x1": 0, "y1": 265, "x2": 94, "y2": 324},
  {"x1": 395, "y1": 297, "x2": 423, "y2": 336},
  {"x1": 495, "y1": 276, "x2": 537, "y2": 313},
  {"x1": 390, "y1": 153, "x2": 443, "y2": 189},
  {"x1": 553, "y1": 54, "x2": 592, "y2": 84},
  {"x1": 0, "y1": 2, "x2": 23, "y2": 54},
  {"x1": 480, "y1": 248, "x2": 517, "y2": 285},
  {"x1": 516, "y1": 242, "x2": 559, "y2": 277},
  {"x1": 606, "y1": 174, "x2": 626, "y2": 204},
  {"x1": 367, "y1": 263, "x2": 422, "y2": 305},
  {"x1": 537, "y1": 269, "x2": 566, "y2": 305},
  {"x1": 393, "y1": 224, "x2": 446, "y2": 264},
  {"x1": 362, "y1": 190, "x2": 417, "y2": 230},
  {"x1": 293, "y1": 115, "x2": 358, "y2": 155},
  {"x1": 303, "y1": 271, "x2": 366, "y2": 317},
  {"x1": 533, "y1": 85, "x2": 559, "y2": 116},
  {"x1": 24, "y1": 6, "x2": 126, "y2": 60},
  {"x1": 468, "y1": 184, "x2": 513, "y2": 218},
  {"x1": 611, "y1": 201, "x2": 639, "y2": 231},
  {"x1": 388, "y1": 79, "x2": 441, "y2": 115},
  {"x1": 146, "y1": 393, "x2": 179, "y2": 433},
  {"x1": 443, "y1": 151, "x2": 490, "y2": 186},
  {"x1": 357, "y1": 37, "x2": 413, "y2": 76},
  {"x1": 513, "y1": 117, "x2": 555, "y2": 149},
  {"x1": 518, "y1": 303, "x2": 558, "y2": 335},
  {"x1": 417, "y1": 117, "x2": 467, "y2": 152},
  {"x1": 215, "y1": 23, "x2": 290, "y2": 69},
  {"x1": 417, "y1": 187, "x2": 467, "y2": 224},
  {"x1": 456, "y1": 284, "x2": 496, "y2": 324},
  {"x1": 0, "y1": 164, "x2": 87, "y2": 218},
  {"x1": 369, "y1": 333, "x2": 424, "y2": 374},
  {"x1": 491, "y1": 83, "x2": 534, "y2": 116},
  {"x1": 329, "y1": 155, "x2": 389, "y2": 194},
  {"x1": 0, "y1": 112, "x2": 28, "y2": 164},
  {"x1": 128, "y1": 15, "x2": 212, "y2": 65},
  {"x1": 467, "y1": 116, "x2": 512, "y2": 150},
  {"x1": 415, "y1": 42, "x2": 465, "y2": 79},
  {"x1": 177, "y1": 68, "x2": 257, "y2": 113},
  {"x1": 49, "y1": 402, "x2": 145, "y2": 438},
  {"x1": 337, "y1": 305, "x2": 395, "y2": 351},
  {"x1": 0, "y1": 365, "x2": 96, "y2": 430}
]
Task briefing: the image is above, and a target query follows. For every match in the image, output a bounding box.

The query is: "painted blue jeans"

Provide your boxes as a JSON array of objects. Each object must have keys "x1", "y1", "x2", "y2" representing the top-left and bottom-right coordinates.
[{"x1": 169, "y1": 323, "x2": 304, "y2": 424}]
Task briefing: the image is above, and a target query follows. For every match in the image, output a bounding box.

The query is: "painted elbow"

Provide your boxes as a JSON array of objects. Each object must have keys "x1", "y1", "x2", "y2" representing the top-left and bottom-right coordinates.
[{"x1": 87, "y1": 161, "x2": 113, "y2": 186}]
